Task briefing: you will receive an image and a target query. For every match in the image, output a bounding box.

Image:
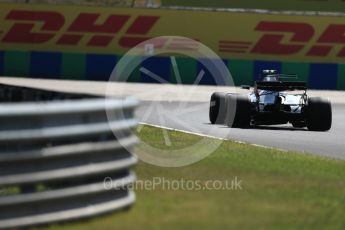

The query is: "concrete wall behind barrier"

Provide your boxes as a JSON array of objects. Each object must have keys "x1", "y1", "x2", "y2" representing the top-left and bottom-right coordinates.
[{"x1": 1, "y1": 3, "x2": 345, "y2": 90}]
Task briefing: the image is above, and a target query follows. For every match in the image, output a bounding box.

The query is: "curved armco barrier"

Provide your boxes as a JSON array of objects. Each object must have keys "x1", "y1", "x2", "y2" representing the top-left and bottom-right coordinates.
[{"x1": 0, "y1": 85, "x2": 139, "y2": 229}]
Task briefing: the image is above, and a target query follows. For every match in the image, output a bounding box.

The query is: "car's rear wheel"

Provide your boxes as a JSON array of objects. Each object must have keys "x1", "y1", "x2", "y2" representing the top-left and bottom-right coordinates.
[
  {"x1": 307, "y1": 97, "x2": 332, "y2": 131},
  {"x1": 226, "y1": 94, "x2": 251, "y2": 128},
  {"x1": 209, "y1": 92, "x2": 227, "y2": 124}
]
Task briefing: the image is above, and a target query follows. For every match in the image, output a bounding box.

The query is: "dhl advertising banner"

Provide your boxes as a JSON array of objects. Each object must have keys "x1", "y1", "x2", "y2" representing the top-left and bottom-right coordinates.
[{"x1": 0, "y1": 3, "x2": 345, "y2": 89}]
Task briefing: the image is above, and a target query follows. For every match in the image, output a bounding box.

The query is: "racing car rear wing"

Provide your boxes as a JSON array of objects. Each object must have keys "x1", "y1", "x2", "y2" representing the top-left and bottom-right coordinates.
[{"x1": 255, "y1": 81, "x2": 307, "y2": 91}]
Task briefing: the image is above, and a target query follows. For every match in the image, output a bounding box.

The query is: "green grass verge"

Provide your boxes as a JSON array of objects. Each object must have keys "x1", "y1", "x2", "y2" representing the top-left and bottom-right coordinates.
[
  {"x1": 161, "y1": 0, "x2": 345, "y2": 13},
  {"x1": 43, "y1": 125, "x2": 345, "y2": 230}
]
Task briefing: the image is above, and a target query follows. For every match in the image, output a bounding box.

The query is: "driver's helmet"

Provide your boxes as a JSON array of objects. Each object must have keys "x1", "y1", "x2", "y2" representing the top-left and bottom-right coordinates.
[
  {"x1": 262, "y1": 69, "x2": 277, "y2": 75},
  {"x1": 261, "y1": 70, "x2": 279, "y2": 82}
]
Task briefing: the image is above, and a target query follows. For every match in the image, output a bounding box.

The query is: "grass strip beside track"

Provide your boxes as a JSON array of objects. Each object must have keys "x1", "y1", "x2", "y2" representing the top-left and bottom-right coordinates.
[{"x1": 41, "y1": 125, "x2": 345, "y2": 230}]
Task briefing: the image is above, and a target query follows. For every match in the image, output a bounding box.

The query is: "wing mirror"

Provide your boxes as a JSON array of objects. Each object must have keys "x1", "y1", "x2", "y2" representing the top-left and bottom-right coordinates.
[{"x1": 241, "y1": 85, "x2": 251, "y2": 90}]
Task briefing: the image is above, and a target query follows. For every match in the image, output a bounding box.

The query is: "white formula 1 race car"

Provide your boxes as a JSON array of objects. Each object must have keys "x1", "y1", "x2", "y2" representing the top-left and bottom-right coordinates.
[{"x1": 209, "y1": 70, "x2": 332, "y2": 131}]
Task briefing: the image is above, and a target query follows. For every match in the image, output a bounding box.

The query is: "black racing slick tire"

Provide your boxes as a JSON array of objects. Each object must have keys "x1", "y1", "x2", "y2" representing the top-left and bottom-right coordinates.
[
  {"x1": 209, "y1": 92, "x2": 227, "y2": 124},
  {"x1": 226, "y1": 94, "x2": 251, "y2": 128},
  {"x1": 307, "y1": 97, "x2": 332, "y2": 131}
]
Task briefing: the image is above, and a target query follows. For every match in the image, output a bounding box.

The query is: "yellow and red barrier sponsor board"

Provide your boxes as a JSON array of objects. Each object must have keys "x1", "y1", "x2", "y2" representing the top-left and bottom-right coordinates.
[{"x1": 1, "y1": 3, "x2": 345, "y2": 63}]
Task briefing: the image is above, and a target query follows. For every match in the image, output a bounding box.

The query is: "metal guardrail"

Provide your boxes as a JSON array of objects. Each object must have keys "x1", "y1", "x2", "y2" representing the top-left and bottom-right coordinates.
[{"x1": 0, "y1": 84, "x2": 139, "y2": 229}]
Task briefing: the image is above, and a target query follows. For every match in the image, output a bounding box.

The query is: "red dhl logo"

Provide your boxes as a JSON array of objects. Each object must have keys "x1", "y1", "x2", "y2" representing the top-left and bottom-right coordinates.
[
  {"x1": 0, "y1": 10, "x2": 199, "y2": 50},
  {"x1": 1, "y1": 10, "x2": 159, "y2": 48},
  {"x1": 219, "y1": 21, "x2": 345, "y2": 58}
]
